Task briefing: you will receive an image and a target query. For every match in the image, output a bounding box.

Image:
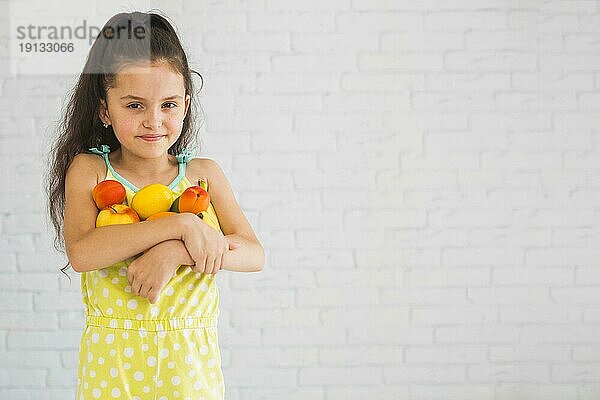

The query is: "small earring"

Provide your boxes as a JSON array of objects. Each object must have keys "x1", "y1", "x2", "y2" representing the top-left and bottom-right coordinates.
[{"x1": 103, "y1": 123, "x2": 108, "y2": 128}]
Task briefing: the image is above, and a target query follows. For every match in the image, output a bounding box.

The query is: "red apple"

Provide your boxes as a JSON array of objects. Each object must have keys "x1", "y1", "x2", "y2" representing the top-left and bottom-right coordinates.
[{"x1": 92, "y1": 180, "x2": 126, "y2": 210}]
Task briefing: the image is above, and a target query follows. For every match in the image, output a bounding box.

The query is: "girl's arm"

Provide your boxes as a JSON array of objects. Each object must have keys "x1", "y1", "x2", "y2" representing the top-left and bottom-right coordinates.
[
  {"x1": 221, "y1": 234, "x2": 264, "y2": 272},
  {"x1": 187, "y1": 158, "x2": 265, "y2": 272},
  {"x1": 155, "y1": 234, "x2": 264, "y2": 273},
  {"x1": 69, "y1": 215, "x2": 189, "y2": 273}
]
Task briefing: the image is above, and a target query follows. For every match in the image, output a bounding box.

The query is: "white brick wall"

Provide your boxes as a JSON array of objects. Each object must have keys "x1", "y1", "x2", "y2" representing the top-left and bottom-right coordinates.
[{"x1": 2, "y1": 0, "x2": 600, "y2": 398}]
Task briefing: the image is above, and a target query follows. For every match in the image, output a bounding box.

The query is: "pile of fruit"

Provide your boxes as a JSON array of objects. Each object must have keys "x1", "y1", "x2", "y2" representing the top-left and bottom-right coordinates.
[{"x1": 92, "y1": 178, "x2": 210, "y2": 227}]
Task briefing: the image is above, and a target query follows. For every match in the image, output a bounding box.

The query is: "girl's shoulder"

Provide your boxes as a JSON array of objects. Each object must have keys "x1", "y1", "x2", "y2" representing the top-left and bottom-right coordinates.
[
  {"x1": 72, "y1": 152, "x2": 106, "y2": 185},
  {"x1": 186, "y1": 157, "x2": 234, "y2": 202},
  {"x1": 186, "y1": 157, "x2": 218, "y2": 187},
  {"x1": 187, "y1": 156, "x2": 214, "y2": 170}
]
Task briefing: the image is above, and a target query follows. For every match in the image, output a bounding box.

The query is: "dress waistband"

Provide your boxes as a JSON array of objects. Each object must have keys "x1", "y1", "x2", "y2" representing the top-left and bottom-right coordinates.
[{"x1": 86, "y1": 314, "x2": 218, "y2": 331}]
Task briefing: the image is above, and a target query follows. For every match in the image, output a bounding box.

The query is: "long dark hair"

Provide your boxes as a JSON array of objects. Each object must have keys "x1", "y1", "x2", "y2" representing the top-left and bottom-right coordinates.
[{"x1": 44, "y1": 11, "x2": 204, "y2": 279}]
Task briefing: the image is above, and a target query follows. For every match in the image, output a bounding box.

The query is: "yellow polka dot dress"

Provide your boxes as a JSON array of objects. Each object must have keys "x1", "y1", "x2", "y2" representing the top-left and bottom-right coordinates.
[{"x1": 77, "y1": 145, "x2": 225, "y2": 399}]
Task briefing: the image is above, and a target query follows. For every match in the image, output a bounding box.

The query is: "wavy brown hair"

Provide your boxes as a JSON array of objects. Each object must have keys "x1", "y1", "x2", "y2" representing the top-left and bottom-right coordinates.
[{"x1": 44, "y1": 11, "x2": 204, "y2": 279}]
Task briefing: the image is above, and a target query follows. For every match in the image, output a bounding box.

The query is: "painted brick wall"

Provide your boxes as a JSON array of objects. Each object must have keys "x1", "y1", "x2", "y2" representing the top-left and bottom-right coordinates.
[{"x1": 1, "y1": 0, "x2": 599, "y2": 399}]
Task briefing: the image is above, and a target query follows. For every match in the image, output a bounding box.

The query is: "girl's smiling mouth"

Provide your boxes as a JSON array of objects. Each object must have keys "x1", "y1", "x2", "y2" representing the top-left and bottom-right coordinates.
[{"x1": 137, "y1": 135, "x2": 165, "y2": 142}]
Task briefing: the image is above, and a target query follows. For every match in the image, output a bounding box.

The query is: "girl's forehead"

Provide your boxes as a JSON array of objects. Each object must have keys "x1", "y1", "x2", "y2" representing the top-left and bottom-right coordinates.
[
  {"x1": 118, "y1": 60, "x2": 174, "y2": 75},
  {"x1": 111, "y1": 63, "x2": 185, "y2": 94}
]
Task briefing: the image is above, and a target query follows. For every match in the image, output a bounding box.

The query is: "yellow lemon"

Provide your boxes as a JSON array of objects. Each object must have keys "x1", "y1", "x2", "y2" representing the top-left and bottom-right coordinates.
[{"x1": 130, "y1": 183, "x2": 174, "y2": 220}]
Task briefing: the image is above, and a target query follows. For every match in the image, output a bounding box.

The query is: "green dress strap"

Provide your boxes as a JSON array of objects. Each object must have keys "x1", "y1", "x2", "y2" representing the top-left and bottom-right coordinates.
[{"x1": 87, "y1": 144, "x2": 195, "y2": 192}]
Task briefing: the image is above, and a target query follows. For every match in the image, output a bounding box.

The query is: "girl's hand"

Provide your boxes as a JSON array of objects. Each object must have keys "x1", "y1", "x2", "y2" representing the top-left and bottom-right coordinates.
[
  {"x1": 181, "y1": 213, "x2": 230, "y2": 275},
  {"x1": 126, "y1": 241, "x2": 181, "y2": 304}
]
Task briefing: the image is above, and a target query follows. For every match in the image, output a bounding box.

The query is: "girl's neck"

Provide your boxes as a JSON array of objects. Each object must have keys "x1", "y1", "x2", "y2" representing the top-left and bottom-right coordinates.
[{"x1": 111, "y1": 147, "x2": 177, "y2": 179}]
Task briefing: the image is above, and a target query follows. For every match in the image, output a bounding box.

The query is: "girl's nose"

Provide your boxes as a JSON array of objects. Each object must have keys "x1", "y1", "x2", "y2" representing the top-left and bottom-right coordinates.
[{"x1": 143, "y1": 108, "x2": 163, "y2": 129}]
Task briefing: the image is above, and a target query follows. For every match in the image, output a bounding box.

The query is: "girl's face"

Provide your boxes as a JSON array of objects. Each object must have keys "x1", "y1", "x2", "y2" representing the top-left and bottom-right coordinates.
[{"x1": 99, "y1": 60, "x2": 191, "y2": 158}]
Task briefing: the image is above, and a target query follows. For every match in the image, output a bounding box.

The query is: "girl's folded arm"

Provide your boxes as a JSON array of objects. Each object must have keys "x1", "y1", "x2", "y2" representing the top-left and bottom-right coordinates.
[
  {"x1": 70, "y1": 217, "x2": 190, "y2": 273},
  {"x1": 63, "y1": 153, "x2": 190, "y2": 273}
]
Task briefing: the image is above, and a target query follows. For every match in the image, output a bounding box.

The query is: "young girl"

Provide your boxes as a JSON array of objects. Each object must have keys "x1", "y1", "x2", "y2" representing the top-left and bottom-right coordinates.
[{"x1": 44, "y1": 11, "x2": 264, "y2": 400}]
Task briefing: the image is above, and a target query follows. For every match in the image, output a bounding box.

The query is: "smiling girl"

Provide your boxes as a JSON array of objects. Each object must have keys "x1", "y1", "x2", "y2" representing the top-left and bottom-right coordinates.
[{"x1": 45, "y1": 11, "x2": 264, "y2": 400}]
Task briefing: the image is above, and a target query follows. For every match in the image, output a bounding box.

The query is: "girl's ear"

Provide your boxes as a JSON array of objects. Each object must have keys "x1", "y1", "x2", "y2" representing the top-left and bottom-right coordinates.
[
  {"x1": 184, "y1": 94, "x2": 191, "y2": 118},
  {"x1": 98, "y1": 98, "x2": 110, "y2": 124}
]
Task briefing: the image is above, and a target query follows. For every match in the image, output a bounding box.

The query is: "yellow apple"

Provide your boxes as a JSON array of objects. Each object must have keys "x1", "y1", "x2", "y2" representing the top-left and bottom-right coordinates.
[{"x1": 96, "y1": 204, "x2": 140, "y2": 227}]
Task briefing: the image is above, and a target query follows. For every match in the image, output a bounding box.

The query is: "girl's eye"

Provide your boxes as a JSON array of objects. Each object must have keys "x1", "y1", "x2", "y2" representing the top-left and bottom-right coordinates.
[{"x1": 127, "y1": 102, "x2": 177, "y2": 109}]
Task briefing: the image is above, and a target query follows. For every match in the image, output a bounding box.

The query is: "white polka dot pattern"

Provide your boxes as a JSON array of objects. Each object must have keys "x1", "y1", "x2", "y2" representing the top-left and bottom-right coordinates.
[{"x1": 77, "y1": 325, "x2": 224, "y2": 399}]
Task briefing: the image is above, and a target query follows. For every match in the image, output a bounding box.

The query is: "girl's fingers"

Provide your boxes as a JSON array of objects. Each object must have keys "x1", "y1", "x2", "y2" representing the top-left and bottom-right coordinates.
[
  {"x1": 202, "y1": 259, "x2": 209, "y2": 274},
  {"x1": 131, "y1": 280, "x2": 140, "y2": 295},
  {"x1": 207, "y1": 255, "x2": 216, "y2": 274},
  {"x1": 127, "y1": 269, "x2": 135, "y2": 286},
  {"x1": 213, "y1": 253, "x2": 220, "y2": 274},
  {"x1": 196, "y1": 258, "x2": 206, "y2": 274},
  {"x1": 140, "y1": 284, "x2": 151, "y2": 299},
  {"x1": 215, "y1": 254, "x2": 223, "y2": 274}
]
